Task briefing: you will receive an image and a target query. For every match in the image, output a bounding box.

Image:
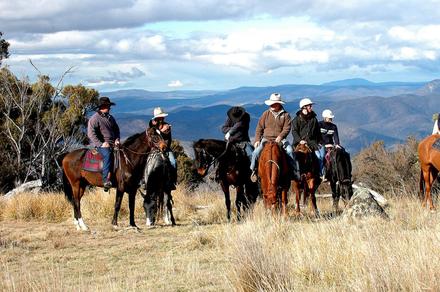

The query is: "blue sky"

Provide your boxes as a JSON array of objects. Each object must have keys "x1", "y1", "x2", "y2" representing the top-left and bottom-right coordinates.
[{"x1": 1, "y1": 0, "x2": 440, "y2": 91}]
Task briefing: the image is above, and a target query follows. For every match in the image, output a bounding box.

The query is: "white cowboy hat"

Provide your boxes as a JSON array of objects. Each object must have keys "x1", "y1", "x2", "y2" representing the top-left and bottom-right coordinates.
[
  {"x1": 299, "y1": 97, "x2": 314, "y2": 109},
  {"x1": 152, "y1": 107, "x2": 168, "y2": 119},
  {"x1": 264, "y1": 93, "x2": 285, "y2": 106},
  {"x1": 322, "y1": 109, "x2": 334, "y2": 119}
]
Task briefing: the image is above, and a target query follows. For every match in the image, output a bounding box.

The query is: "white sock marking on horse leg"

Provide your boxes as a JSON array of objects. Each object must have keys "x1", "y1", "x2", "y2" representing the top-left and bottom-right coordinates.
[
  {"x1": 164, "y1": 212, "x2": 171, "y2": 225},
  {"x1": 73, "y1": 218, "x2": 81, "y2": 231},
  {"x1": 146, "y1": 218, "x2": 152, "y2": 226},
  {"x1": 77, "y1": 218, "x2": 88, "y2": 231}
]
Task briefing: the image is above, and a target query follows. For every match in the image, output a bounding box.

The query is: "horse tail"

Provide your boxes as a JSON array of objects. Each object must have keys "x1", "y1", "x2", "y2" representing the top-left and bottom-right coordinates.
[{"x1": 58, "y1": 153, "x2": 73, "y2": 204}]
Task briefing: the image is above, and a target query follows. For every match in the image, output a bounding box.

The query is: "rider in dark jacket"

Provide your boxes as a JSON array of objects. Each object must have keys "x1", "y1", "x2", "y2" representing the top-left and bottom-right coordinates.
[{"x1": 221, "y1": 106, "x2": 253, "y2": 160}]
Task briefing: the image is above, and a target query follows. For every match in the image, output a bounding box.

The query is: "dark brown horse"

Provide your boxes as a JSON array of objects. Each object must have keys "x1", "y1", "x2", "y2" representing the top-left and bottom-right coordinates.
[
  {"x1": 258, "y1": 141, "x2": 290, "y2": 216},
  {"x1": 61, "y1": 129, "x2": 166, "y2": 231},
  {"x1": 291, "y1": 143, "x2": 320, "y2": 216},
  {"x1": 418, "y1": 134, "x2": 440, "y2": 210},
  {"x1": 326, "y1": 146, "x2": 353, "y2": 212},
  {"x1": 193, "y1": 139, "x2": 258, "y2": 221}
]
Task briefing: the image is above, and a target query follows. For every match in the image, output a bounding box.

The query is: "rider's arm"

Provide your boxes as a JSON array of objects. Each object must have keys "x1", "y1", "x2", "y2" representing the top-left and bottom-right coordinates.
[
  {"x1": 333, "y1": 124, "x2": 340, "y2": 145},
  {"x1": 291, "y1": 117, "x2": 301, "y2": 146},
  {"x1": 254, "y1": 112, "x2": 266, "y2": 144},
  {"x1": 221, "y1": 117, "x2": 233, "y2": 134},
  {"x1": 279, "y1": 112, "x2": 292, "y2": 140},
  {"x1": 87, "y1": 114, "x2": 103, "y2": 147}
]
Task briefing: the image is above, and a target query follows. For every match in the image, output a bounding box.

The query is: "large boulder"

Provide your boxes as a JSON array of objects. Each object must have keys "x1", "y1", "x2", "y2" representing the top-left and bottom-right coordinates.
[{"x1": 342, "y1": 187, "x2": 389, "y2": 220}]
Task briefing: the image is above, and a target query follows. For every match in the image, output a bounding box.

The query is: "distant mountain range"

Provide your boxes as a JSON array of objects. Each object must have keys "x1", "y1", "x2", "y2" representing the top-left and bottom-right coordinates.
[{"x1": 104, "y1": 78, "x2": 440, "y2": 154}]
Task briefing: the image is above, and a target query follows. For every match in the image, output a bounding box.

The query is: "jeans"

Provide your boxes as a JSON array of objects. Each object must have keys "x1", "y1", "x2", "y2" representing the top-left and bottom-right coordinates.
[
  {"x1": 167, "y1": 151, "x2": 177, "y2": 169},
  {"x1": 97, "y1": 147, "x2": 112, "y2": 182},
  {"x1": 315, "y1": 146, "x2": 325, "y2": 176},
  {"x1": 250, "y1": 138, "x2": 294, "y2": 170}
]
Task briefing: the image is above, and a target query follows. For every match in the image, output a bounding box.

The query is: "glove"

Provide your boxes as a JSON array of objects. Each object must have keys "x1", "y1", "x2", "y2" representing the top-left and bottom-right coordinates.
[
  {"x1": 433, "y1": 113, "x2": 439, "y2": 121},
  {"x1": 335, "y1": 144, "x2": 342, "y2": 149},
  {"x1": 225, "y1": 132, "x2": 231, "y2": 141},
  {"x1": 254, "y1": 141, "x2": 260, "y2": 148}
]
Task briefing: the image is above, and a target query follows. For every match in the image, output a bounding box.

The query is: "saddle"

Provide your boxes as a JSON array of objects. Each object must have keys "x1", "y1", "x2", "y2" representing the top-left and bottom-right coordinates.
[
  {"x1": 82, "y1": 149, "x2": 103, "y2": 172},
  {"x1": 433, "y1": 138, "x2": 440, "y2": 151}
]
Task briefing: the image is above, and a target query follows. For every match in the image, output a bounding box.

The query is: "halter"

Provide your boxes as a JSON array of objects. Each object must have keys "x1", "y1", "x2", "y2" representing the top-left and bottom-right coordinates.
[{"x1": 198, "y1": 141, "x2": 230, "y2": 170}]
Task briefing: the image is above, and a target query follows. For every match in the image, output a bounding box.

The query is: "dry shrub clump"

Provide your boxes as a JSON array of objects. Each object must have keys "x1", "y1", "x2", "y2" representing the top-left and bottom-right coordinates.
[
  {"x1": 224, "y1": 197, "x2": 440, "y2": 291},
  {"x1": 353, "y1": 137, "x2": 420, "y2": 195},
  {"x1": 0, "y1": 192, "x2": 71, "y2": 221}
]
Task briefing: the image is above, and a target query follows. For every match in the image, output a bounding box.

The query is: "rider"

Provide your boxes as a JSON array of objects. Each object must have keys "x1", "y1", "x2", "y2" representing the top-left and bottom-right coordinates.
[
  {"x1": 148, "y1": 107, "x2": 177, "y2": 190},
  {"x1": 87, "y1": 96, "x2": 121, "y2": 191},
  {"x1": 319, "y1": 109, "x2": 341, "y2": 181},
  {"x1": 250, "y1": 93, "x2": 297, "y2": 182},
  {"x1": 291, "y1": 97, "x2": 322, "y2": 179},
  {"x1": 222, "y1": 106, "x2": 253, "y2": 161}
]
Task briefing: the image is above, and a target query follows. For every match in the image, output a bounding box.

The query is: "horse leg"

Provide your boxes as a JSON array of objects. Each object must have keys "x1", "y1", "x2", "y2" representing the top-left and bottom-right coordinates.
[
  {"x1": 163, "y1": 191, "x2": 176, "y2": 226},
  {"x1": 330, "y1": 180, "x2": 339, "y2": 213},
  {"x1": 308, "y1": 180, "x2": 319, "y2": 217},
  {"x1": 281, "y1": 188, "x2": 288, "y2": 218},
  {"x1": 112, "y1": 190, "x2": 124, "y2": 227},
  {"x1": 426, "y1": 168, "x2": 438, "y2": 210},
  {"x1": 291, "y1": 181, "x2": 301, "y2": 215},
  {"x1": 143, "y1": 190, "x2": 156, "y2": 226},
  {"x1": 235, "y1": 185, "x2": 244, "y2": 221},
  {"x1": 221, "y1": 181, "x2": 232, "y2": 222},
  {"x1": 72, "y1": 183, "x2": 88, "y2": 231},
  {"x1": 128, "y1": 190, "x2": 138, "y2": 228}
]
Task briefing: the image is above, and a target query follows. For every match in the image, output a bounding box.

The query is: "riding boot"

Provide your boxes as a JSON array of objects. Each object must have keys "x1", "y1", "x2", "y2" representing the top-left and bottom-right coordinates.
[{"x1": 169, "y1": 165, "x2": 177, "y2": 190}]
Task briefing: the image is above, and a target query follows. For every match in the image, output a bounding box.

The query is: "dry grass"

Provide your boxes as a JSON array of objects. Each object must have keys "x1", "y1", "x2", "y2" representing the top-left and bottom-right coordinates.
[{"x1": 1, "y1": 182, "x2": 440, "y2": 291}]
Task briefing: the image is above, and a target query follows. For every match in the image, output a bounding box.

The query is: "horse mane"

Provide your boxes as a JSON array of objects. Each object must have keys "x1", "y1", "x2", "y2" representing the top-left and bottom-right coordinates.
[
  {"x1": 123, "y1": 132, "x2": 144, "y2": 147},
  {"x1": 193, "y1": 139, "x2": 226, "y2": 152}
]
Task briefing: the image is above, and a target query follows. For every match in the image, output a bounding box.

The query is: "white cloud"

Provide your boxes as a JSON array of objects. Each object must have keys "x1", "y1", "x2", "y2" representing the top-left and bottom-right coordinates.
[{"x1": 168, "y1": 80, "x2": 183, "y2": 87}]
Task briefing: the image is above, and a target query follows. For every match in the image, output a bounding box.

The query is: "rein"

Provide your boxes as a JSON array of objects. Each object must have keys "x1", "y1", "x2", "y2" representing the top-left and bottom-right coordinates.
[{"x1": 202, "y1": 141, "x2": 230, "y2": 169}]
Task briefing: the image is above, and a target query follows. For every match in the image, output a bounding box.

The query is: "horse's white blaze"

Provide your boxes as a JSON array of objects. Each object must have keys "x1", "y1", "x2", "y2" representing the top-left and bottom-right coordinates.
[
  {"x1": 146, "y1": 218, "x2": 152, "y2": 226},
  {"x1": 77, "y1": 218, "x2": 88, "y2": 231}
]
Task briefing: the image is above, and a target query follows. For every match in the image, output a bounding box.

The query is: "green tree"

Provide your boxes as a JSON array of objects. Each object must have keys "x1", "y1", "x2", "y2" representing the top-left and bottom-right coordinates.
[
  {"x1": 0, "y1": 67, "x2": 98, "y2": 191},
  {"x1": 0, "y1": 32, "x2": 10, "y2": 66},
  {"x1": 171, "y1": 140, "x2": 202, "y2": 189}
]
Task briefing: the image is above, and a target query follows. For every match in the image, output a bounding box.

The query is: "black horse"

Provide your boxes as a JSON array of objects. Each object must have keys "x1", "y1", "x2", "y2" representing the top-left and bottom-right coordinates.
[
  {"x1": 141, "y1": 150, "x2": 176, "y2": 227},
  {"x1": 326, "y1": 147, "x2": 353, "y2": 211},
  {"x1": 193, "y1": 139, "x2": 259, "y2": 221},
  {"x1": 61, "y1": 128, "x2": 166, "y2": 231}
]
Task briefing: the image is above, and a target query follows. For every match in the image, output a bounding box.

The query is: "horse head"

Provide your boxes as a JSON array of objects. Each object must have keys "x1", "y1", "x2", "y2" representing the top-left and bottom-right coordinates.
[
  {"x1": 193, "y1": 140, "x2": 216, "y2": 177},
  {"x1": 334, "y1": 147, "x2": 353, "y2": 200}
]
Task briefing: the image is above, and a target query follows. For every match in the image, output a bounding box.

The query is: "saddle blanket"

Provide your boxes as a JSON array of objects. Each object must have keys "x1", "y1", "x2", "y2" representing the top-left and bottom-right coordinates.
[
  {"x1": 82, "y1": 149, "x2": 103, "y2": 172},
  {"x1": 433, "y1": 138, "x2": 440, "y2": 151}
]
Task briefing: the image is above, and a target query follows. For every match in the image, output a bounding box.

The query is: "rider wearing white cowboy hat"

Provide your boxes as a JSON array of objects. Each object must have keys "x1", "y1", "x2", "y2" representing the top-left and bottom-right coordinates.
[
  {"x1": 319, "y1": 109, "x2": 342, "y2": 181},
  {"x1": 291, "y1": 97, "x2": 323, "y2": 178},
  {"x1": 250, "y1": 93, "x2": 298, "y2": 181},
  {"x1": 148, "y1": 107, "x2": 177, "y2": 190}
]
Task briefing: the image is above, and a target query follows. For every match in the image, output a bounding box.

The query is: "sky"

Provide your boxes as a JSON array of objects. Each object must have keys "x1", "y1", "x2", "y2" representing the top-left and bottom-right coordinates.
[{"x1": 1, "y1": 0, "x2": 440, "y2": 92}]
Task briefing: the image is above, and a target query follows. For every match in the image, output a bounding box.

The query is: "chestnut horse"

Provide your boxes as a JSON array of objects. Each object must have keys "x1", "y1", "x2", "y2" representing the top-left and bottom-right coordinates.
[
  {"x1": 258, "y1": 141, "x2": 290, "y2": 216},
  {"x1": 291, "y1": 143, "x2": 320, "y2": 216},
  {"x1": 61, "y1": 129, "x2": 166, "y2": 231},
  {"x1": 193, "y1": 139, "x2": 258, "y2": 221},
  {"x1": 418, "y1": 134, "x2": 440, "y2": 210}
]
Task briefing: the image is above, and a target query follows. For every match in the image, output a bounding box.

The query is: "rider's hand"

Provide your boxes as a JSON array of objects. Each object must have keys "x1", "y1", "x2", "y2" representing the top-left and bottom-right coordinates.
[
  {"x1": 160, "y1": 124, "x2": 171, "y2": 133},
  {"x1": 225, "y1": 132, "x2": 231, "y2": 141},
  {"x1": 275, "y1": 136, "x2": 282, "y2": 144},
  {"x1": 254, "y1": 141, "x2": 260, "y2": 148},
  {"x1": 335, "y1": 144, "x2": 342, "y2": 149},
  {"x1": 102, "y1": 141, "x2": 110, "y2": 148},
  {"x1": 114, "y1": 139, "x2": 120, "y2": 146},
  {"x1": 300, "y1": 140, "x2": 307, "y2": 145}
]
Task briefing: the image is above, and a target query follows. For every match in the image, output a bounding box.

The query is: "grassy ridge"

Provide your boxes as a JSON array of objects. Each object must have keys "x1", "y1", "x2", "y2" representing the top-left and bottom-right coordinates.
[{"x1": 1, "y1": 185, "x2": 440, "y2": 291}]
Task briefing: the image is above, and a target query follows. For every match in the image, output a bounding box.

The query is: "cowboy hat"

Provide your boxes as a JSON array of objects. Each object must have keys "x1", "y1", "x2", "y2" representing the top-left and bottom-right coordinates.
[
  {"x1": 264, "y1": 93, "x2": 285, "y2": 106},
  {"x1": 227, "y1": 106, "x2": 246, "y2": 122},
  {"x1": 97, "y1": 96, "x2": 116, "y2": 108},
  {"x1": 152, "y1": 107, "x2": 168, "y2": 119}
]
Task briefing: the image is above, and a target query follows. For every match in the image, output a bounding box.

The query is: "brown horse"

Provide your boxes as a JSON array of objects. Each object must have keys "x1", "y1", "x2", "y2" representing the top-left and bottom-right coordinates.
[
  {"x1": 61, "y1": 129, "x2": 166, "y2": 231},
  {"x1": 258, "y1": 141, "x2": 290, "y2": 216},
  {"x1": 291, "y1": 143, "x2": 320, "y2": 216},
  {"x1": 418, "y1": 134, "x2": 440, "y2": 210}
]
